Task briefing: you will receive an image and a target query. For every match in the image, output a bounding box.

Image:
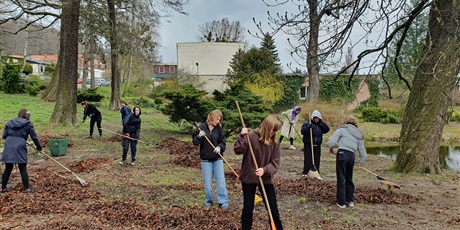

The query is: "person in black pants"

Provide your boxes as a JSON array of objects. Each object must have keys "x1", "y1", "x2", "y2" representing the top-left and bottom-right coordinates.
[
  {"x1": 327, "y1": 118, "x2": 367, "y2": 208},
  {"x1": 120, "y1": 106, "x2": 141, "y2": 165},
  {"x1": 300, "y1": 110, "x2": 330, "y2": 177},
  {"x1": 1, "y1": 109, "x2": 42, "y2": 194},
  {"x1": 81, "y1": 100, "x2": 102, "y2": 138},
  {"x1": 234, "y1": 116, "x2": 284, "y2": 230}
]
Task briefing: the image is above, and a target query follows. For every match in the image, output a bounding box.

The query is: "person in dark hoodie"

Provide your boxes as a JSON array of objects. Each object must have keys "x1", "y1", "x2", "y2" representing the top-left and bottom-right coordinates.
[
  {"x1": 327, "y1": 118, "x2": 367, "y2": 209},
  {"x1": 120, "y1": 106, "x2": 141, "y2": 165},
  {"x1": 81, "y1": 100, "x2": 102, "y2": 138},
  {"x1": 119, "y1": 100, "x2": 131, "y2": 124},
  {"x1": 234, "y1": 115, "x2": 284, "y2": 230},
  {"x1": 301, "y1": 109, "x2": 330, "y2": 177},
  {"x1": 1, "y1": 109, "x2": 42, "y2": 194},
  {"x1": 192, "y1": 109, "x2": 228, "y2": 209}
]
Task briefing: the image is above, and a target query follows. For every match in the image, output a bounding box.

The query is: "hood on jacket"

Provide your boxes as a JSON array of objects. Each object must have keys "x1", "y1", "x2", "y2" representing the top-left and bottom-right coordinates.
[
  {"x1": 7, "y1": 117, "x2": 30, "y2": 130},
  {"x1": 338, "y1": 124, "x2": 364, "y2": 140},
  {"x1": 312, "y1": 110, "x2": 322, "y2": 120}
]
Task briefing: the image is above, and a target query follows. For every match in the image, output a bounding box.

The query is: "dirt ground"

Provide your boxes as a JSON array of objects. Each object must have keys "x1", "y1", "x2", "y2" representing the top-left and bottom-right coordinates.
[{"x1": 1, "y1": 135, "x2": 459, "y2": 229}]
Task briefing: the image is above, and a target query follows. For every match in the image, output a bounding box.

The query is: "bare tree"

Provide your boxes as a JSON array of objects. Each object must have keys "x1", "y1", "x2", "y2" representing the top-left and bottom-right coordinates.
[
  {"x1": 198, "y1": 18, "x2": 246, "y2": 43},
  {"x1": 261, "y1": 0, "x2": 459, "y2": 173}
]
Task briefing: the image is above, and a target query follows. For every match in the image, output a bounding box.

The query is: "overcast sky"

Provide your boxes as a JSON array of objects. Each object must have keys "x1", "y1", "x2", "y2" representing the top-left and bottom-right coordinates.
[{"x1": 158, "y1": 0, "x2": 300, "y2": 72}]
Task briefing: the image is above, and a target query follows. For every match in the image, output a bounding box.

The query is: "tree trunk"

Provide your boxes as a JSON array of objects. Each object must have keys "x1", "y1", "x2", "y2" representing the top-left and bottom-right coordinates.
[
  {"x1": 82, "y1": 42, "x2": 89, "y2": 90},
  {"x1": 108, "y1": 0, "x2": 120, "y2": 110},
  {"x1": 395, "y1": 0, "x2": 460, "y2": 173},
  {"x1": 51, "y1": 0, "x2": 81, "y2": 124},
  {"x1": 42, "y1": 57, "x2": 60, "y2": 102},
  {"x1": 306, "y1": 0, "x2": 320, "y2": 103}
]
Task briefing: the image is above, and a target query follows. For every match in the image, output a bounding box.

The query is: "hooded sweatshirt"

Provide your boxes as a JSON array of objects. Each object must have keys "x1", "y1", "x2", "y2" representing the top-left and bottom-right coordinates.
[
  {"x1": 327, "y1": 124, "x2": 367, "y2": 165},
  {"x1": 1, "y1": 117, "x2": 42, "y2": 164}
]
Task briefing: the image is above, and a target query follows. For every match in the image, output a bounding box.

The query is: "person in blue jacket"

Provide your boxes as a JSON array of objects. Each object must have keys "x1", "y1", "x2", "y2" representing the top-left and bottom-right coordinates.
[
  {"x1": 120, "y1": 106, "x2": 142, "y2": 165},
  {"x1": 81, "y1": 100, "x2": 102, "y2": 138},
  {"x1": 120, "y1": 100, "x2": 131, "y2": 124},
  {"x1": 192, "y1": 109, "x2": 228, "y2": 209},
  {"x1": 1, "y1": 109, "x2": 42, "y2": 194}
]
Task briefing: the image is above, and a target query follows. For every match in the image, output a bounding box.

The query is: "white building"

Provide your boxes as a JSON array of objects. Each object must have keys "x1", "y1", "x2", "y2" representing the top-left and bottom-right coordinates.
[{"x1": 177, "y1": 42, "x2": 245, "y2": 93}]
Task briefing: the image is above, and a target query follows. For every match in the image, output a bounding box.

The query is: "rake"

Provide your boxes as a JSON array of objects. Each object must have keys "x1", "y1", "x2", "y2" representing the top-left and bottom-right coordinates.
[
  {"x1": 355, "y1": 164, "x2": 402, "y2": 189},
  {"x1": 27, "y1": 143, "x2": 88, "y2": 186},
  {"x1": 236, "y1": 100, "x2": 277, "y2": 230},
  {"x1": 198, "y1": 128, "x2": 263, "y2": 205},
  {"x1": 282, "y1": 113, "x2": 302, "y2": 139},
  {"x1": 307, "y1": 112, "x2": 322, "y2": 180},
  {"x1": 100, "y1": 127, "x2": 152, "y2": 145}
]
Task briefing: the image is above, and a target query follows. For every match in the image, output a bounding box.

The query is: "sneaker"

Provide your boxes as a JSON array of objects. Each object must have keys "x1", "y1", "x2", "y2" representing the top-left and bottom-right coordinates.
[
  {"x1": 24, "y1": 188, "x2": 35, "y2": 193},
  {"x1": 301, "y1": 174, "x2": 308, "y2": 178},
  {"x1": 346, "y1": 202, "x2": 354, "y2": 207},
  {"x1": 87, "y1": 136, "x2": 93, "y2": 139},
  {"x1": 130, "y1": 161, "x2": 135, "y2": 165},
  {"x1": 218, "y1": 204, "x2": 229, "y2": 210},
  {"x1": 289, "y1": 145, "x2": 296, "y2": 150},
  {"x1": 99, "y1": 135, "x2": 102, "y2": 139},
  {"x1": 337, "y1": 203, "x2": 346, "y2": 209},
  {"x1": 0, "y1": 188, "x2": 10, "y2": 194},
  {"x1": 119, "y1": 161, "x2": 125, "y2": 165}
]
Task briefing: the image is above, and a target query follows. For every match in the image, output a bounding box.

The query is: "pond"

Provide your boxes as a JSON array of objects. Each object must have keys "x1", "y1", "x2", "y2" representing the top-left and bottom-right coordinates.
[{"x1": 366, "y1": 146, "x2": 460, "y2": 171}]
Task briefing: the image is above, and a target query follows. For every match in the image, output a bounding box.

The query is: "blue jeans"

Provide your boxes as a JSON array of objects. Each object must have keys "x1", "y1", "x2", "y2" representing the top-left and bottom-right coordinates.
[{"x1": 201, "y1": 159, "x2": 228, "y2": 207}]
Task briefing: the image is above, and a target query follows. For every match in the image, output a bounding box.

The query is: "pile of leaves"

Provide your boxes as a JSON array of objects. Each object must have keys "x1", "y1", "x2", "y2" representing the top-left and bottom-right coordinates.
[
  {"x1": 157, "y1": 137, "x2": 201, "y2": 168},
  {"x1": 276, "y1": 178, "x2": 420, "y2": 205}
]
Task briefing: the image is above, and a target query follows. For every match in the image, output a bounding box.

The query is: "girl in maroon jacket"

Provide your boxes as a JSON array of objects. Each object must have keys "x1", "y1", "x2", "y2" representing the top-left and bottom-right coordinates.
[{"x1": 234, "y1": 115, "x2": 283, "y2": 230}]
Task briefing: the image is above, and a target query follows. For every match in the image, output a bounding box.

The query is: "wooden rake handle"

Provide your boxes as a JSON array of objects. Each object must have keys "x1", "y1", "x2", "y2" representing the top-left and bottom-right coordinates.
[
  {"x1": 100, "y1": 127, "x2": 149, "y2": 144},
  {"x1": 235, "y1": 101, "x2": 277, "y2": 230},
  {"x1": 198, "y1": 128, "x2": 240, "y2": 178}
]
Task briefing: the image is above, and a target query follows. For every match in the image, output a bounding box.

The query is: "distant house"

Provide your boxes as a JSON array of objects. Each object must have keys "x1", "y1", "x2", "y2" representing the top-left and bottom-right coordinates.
[
  {"x1": 7, "y1": 55, "x2": 50, "y2": 77},
  {"x1": 152, "y1": 63, "x2": 177, "y2": 87},
  {"x1": 177, "y1": 42, "x2": 245, "y2": 93}
]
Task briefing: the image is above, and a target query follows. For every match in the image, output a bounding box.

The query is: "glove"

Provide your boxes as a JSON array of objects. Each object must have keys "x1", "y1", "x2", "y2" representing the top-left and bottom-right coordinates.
[
  {"x1": 282, "y1": 112, "x2": 287, "y2": 116},
  {"x1": 198, "y1": 130, "x2": 206, "y2": 138},
  {"x1": 125, "y1": 133, "x2": 130, "y2": 137},
  {"x1": 89, "y1": 114, "x2": 93, "y2": 118},
  {"x1": 289, "y1": 121, "x2": 294, "y2": 125},
  {"x1": 81, "y1": 119, "x2": 85, "y2": 123},
  {"x1": 214, "y1": 146, "x2": 221, "y2": 154}
]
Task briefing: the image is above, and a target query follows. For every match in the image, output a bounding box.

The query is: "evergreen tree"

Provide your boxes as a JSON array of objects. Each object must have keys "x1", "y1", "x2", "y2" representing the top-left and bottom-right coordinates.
[{"x1": 260, "y1": 32, "x2": 280, "y2": 65}]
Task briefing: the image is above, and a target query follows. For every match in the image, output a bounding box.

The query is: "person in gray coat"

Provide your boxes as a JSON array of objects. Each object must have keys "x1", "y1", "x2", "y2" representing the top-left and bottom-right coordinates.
[
  {"x1": 327, "y1": 118, "x2": 367, "y2": 208},
  {"x1": 1, "y1": 109, "x2": 42, "y2": 194}
]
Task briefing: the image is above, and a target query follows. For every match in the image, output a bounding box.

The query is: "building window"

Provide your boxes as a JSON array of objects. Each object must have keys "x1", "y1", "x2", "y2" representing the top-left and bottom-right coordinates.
[
  {"x1": 300, "y1": 87, "x2": 307, "y2": 99},
  {"x1": 159, "y1": 66, "x2": 165, "y2": 73},
  {"x1": 169, "y1": 66, "x2": 175, "y2": 73}
]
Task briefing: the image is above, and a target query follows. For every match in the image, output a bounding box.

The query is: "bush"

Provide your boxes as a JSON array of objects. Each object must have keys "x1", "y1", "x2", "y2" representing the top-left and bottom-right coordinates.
[
  {"x1": 25, "y1": 75, "x2": 47, "y2": 96},
  {"x1": 448, "y1": 110, "x2": 460, "y2": 122},
  {"x1": 1, "y1": 63, "x2": 24, "y2": 94},
  {"x1": 360, "y1": 107, "x2": 401, "y2": 124},
  {"x1": 77, "y1": 88, "x2": 104, "y2": 103},
  {"x1": 130, "y1": 97, "x2": 156, "y2": 108}
]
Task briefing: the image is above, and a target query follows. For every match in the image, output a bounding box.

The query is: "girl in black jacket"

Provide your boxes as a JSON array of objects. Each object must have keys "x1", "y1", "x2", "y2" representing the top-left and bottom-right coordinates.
[
  {"x1": 81, "y1": 101, "x2": 102, "y2": 138},
  {"x1": 120, "y1": 106, "x2": 141, "y2": 165},
  {"x1": 301, "y1": 110, "x2": 330, "y2": 177},
  {"x1": 1, "y1": 109, "x2": 42, "y2": 193}
]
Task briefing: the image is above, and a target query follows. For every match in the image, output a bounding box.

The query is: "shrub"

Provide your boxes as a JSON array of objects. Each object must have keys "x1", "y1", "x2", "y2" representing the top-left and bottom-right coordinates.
[
  {"x1": 77, "y1": 88, "x2": 104, "y2": 103},
  {"x1": 360, "y1": 107, "x2": 401, "y2": 124},
  {"x1": 25, "y1": 75, "x2": 47, "y2": 96},
  {"x1": 1, "y1": 63, "x2": 24, "y2": 94},
  {"x1": 130, "y1": 97, "x2": 156, "y2": 108}
]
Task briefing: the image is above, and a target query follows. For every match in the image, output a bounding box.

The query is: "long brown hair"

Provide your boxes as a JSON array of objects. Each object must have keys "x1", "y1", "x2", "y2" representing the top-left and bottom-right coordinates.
[
  {"x1": 18, "y1": 109, "x2": 30, "y2": 120},
  {"x1": 259, "y1": 116, "x2": 281, "y2": 145}
]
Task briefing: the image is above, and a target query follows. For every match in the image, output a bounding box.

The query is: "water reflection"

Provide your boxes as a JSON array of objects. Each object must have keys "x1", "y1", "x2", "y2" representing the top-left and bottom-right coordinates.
[{"x1": 366, "y1": 146, "x2": 460, "y2": 171}]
